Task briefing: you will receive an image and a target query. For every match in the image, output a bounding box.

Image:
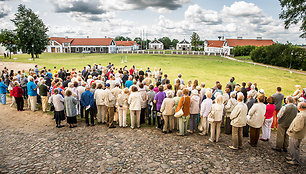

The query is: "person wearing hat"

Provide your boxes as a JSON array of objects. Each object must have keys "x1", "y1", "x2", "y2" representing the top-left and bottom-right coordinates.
[
  {"x1": 104, "y1": 83, "x2": 116, "y2": 128},
  {"x1": 39, "y1": 79, "x2": 49, "y2": 112},
  {"x1": 81, "y1": 85, "x2": 95, "y2": 126}
]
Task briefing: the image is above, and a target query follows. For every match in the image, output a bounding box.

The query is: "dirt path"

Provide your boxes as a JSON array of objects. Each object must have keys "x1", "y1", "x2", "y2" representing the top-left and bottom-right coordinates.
[
  {"x1": 223, "y1": 56, "x2": 306, "y2": 75},
  {"x1": 0, "y1": 61, "x2": 37, "y2": 72}
]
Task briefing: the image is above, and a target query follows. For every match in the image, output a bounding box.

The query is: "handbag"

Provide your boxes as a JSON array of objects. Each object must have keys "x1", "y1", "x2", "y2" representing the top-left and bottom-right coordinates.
[
  {"x1": 50, "y1": 103, "x2": 55, "y2": 111},
  {"x1": 174, "y1": 96, "x2": 185, "y2": 118}
]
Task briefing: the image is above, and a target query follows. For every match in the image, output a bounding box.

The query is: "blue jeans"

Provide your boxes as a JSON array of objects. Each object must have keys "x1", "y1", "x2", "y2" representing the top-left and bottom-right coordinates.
[
  {"x1": 1, "y1": 94, "x2": 6, "y2": 104},
  {"x1": 147, "y1": 104, "x2": 156, "y2": 125}
]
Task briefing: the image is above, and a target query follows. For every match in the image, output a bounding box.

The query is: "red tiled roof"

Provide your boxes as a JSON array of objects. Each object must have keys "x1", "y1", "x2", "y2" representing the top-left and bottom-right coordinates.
[
  {"x1": 226, "y1": 39, "x2": 274, "y2": 47},
  {"x1": 115, "y1": 41, "x2": 136, "y2": 46},
  {"x1": 50, "y1": 37, "x2": 74, "y2": 44},
  {"x1": 206, "y1": 40, "x2": 224, "y2": 48},
  {"x1": 71, "y1": 38, "x2": 114, "y2": 46}
]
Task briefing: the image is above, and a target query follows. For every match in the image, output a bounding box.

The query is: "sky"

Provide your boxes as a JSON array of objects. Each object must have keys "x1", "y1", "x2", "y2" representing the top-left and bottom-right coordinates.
[{"x1": 0, "y1": 0, "x2": 305, "y2": 44}]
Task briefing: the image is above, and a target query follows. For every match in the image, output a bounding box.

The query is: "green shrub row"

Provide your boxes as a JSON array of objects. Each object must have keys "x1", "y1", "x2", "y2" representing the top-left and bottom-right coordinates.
[
  {"x1": 250, "y1": 44, "x2": 306, "y2": 71},
  {"x1": 233, "y1": 45, "x2": 256, "y2": 56}
]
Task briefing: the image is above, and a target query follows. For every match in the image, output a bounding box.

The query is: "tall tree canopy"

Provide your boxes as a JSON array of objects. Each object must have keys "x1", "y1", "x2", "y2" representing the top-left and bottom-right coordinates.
[
  {"x1": 0, "y1": 30, "x2": 18, "y2": 58},
  {"x1": 115, "y1": 36, "x2": 132, "y2": 41},
  {"x1": 11, "y1": 4, "x2": 49, "y2": 59},
  {"x1": 158, "y1": 37, "x2": 172, "y2": 49},
  {"x1": 171, "y1": 39, "x2": 179, "y2": 49},
  {"x1": 190, "y1": 32, "x2": 200, "y2": 50},
  {"x1": 279, "y1": 0, "x2": 306, "y2": 38}
]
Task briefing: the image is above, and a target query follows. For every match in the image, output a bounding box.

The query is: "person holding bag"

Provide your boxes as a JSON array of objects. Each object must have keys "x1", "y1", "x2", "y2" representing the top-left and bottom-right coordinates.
[
  {"x1": 175, "y1": 88, "x2": 191, "y2": 136},
  {"x1": 224, "y1": 92, "x2": 237, "y2": 134}
]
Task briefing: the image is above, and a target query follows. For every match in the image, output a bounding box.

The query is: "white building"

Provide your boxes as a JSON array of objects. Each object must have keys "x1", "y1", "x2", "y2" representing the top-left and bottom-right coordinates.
[
  {"x1": 204, "y1": 40, "x2": 225, "y2": 54},
  {"x1": 176, "y1": 39, "x2": 191, "y2": 50},
  {"x1": 149, "y1": 39, "x2": 164, "y2": 50},
  {"x1": 115, "y1": 41, "x2": 139, "y2": 52},
  {"x1": 46, "y1": 37, "x2": 117, "y2": 53}
]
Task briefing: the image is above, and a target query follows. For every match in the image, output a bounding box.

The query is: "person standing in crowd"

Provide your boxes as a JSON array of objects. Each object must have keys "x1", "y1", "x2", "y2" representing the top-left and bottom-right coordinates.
[
  {"x1": 154, "y1": 85, "x2": 166, "y2": 129},
  {"x1": 224, "y1": 92, "x2": 237, "y2": 134},
  {"x1": 229, "y1": 93, "x2": 247, "y2": 150},
  {"x1": 81, "y1": 85, "x2": 95, "y2": 126},
  {"x1": 160, "y1": 91, "x2": 175, "y2": 133},
  {"x1": 104, "y1": 83, "x2": 116, "y2": 128},
  {"x1": 271, "y1": 87, "x2": 284, "y2": 130},
  {"x1": 247, "y1": 94, "x2": 266, "y2": 147},
  {"x1": 34, "y1": 65, "x2": 39, "y2": 76},
  {"x1": 117, "y1": 88, "x2": 129, "y2": 127},
  {"x1": 125, "y1": 76, "x2": 133, "y2": 89},
  {"x1": 94, "y1": 83, "x2": 106, "y2": 124},
  {"x1": 241, "y1": 82, "x2": 247, "y2": 102},
  {"x1": 12, "y1": 82, "x2": 24, "y2": 111},
  {"x1": 175, "y1": 88, "x2": 191, "y2": 136},
  {"x1": 286, "y1": 102, "x2": 306, "y2": 165},
  {"x1": 65, "y1": 90, "x2": 78, "y2": 128},
  {"x1": 27, "y1": 77, "x2": 37, "y2": 111},
  {"x1": 243, "y1": 93, "x2": 256, "y2": 137},
  {"x1": 272, "y1": 96, "x2": 298, "y2": 152},
  {"x1": 161, "y1": 74, "x2": 170, "y2": 85},
  {"x1": 49, "y1": 88, "x2": 65, "y2": 128},
  {"x1": 0, "y1": 79, "x2": 7, "y2": 104},
  {"x1": 188, "y1": 90, "x2": 200, "y2": 134},
  {"x1": 208, "y1": 95, "x2": 224, "y2": 142},
  {"x1": 39, "y1": 80, "x2": 49, "y2": 112},
  {"x1": 20, "y1": 74, "x2": 28, "y2": 99},
  {"x1": 147, "y1": 85, "x2": 156, "y2": 125},
  {"x1": 173, "y1": 90, "x2": 182, "y2": 131},
  {"x1": 199, "y1": 91, "x2": 212, "y2": 136},
  {"x1": 139, "y1": 83, "x2": 147, "y2": 124},
  {"x1": 129, "y1": 86, "x2": 142, "y2": 129},
  {"x1": 260, "y1": 96, "x2": 275, "y2": 141}
]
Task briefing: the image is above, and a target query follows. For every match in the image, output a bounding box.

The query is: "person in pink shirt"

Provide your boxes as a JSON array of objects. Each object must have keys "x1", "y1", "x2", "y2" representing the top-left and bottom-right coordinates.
[
  {"x1": 260, "y1": 96, "x2": 275, "y2": 141},
  {"x1": 153, "y1": 81, "x2": 161, "y2": 93}
]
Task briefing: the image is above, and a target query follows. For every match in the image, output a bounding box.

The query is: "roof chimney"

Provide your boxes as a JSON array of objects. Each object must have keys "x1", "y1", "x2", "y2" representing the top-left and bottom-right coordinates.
[
  {"x1": 257, "y1": 37, "x2": 262, "y2": 40},
  {"x1": 65, "y1": 36, "x2": 68, "y2": 40},
  {"x1": 237, "y1": 36, "x2": 242, "y2": 40},
  {"x1": 105, "y1": 36, "x2": 107, "y2": 38},
  {"x1": 87, "y1": 36, "x2": 89, "y2": 38}
]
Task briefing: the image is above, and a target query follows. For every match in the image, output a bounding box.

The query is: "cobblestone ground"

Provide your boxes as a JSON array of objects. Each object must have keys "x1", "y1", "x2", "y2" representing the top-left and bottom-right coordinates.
[{"x1": 0, "y1": 104, "x2": 305, "y2": 173}]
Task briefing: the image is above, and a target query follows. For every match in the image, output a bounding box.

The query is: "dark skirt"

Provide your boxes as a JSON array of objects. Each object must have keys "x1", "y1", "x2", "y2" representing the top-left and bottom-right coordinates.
[
  {"x1": 54, "y1": 110, "x2": 65, "y2": 121},
  {"x1": 67, "y1": 116, "x2": 77, "y2": 124}
]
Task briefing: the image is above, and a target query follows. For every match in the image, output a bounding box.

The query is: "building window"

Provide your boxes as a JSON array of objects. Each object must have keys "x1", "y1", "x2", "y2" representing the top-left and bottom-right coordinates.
[
  {"x1": 93, "y1": 47, "x2": 96, "y2": 52},
  {"x1": 87, "y1": 47, "x2": 90, "y2": 51},
  {"x1": 83, "y1": 47, "x2": 86, "y2": 51},
  {"x1": 100, "y1": 48, "x2": 103, "y2": 52},
  {"x1": 76, "y1": 48, "x2": 79, "y2": 52}
]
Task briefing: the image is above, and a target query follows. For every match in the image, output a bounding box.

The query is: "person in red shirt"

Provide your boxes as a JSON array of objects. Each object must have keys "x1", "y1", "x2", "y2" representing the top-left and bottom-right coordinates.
[
  {"x1": 260, "y1": 96, "x2": 276, "y2": 141},
  {"x1": 12, "y1": 82, "x2": 24, "y2": 111}
]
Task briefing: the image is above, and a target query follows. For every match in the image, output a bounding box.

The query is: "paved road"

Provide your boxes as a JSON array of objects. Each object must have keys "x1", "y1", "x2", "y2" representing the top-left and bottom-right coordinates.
[{"x1": 0, "y1": 104, "x2": 304, "y2": 173}]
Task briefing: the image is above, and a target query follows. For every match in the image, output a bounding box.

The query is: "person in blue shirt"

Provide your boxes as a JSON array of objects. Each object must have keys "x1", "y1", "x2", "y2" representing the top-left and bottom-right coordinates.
[
  {"x1": 125, "y1": 75, "x2": 133, "y2": 89},
  {"x1": 27, "y1": 77, "x2": 37, "y2": 111},
  {"x1": 81, "y1": 85, "x2": 95, "y2": 126},
  {"x1": 46, "y1": 69, "x2": 53, "y2": 79},
  {"x1": 0, "y1": 79, "x2": 8, "y2": 104},
  {"x1": 34, "y1": 65, "x2": 39, "y2": 76}
]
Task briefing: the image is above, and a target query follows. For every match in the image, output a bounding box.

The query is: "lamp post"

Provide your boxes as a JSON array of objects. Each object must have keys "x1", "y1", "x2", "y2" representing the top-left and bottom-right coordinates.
[{"x1": 32, "y1": 44, "x2": 34, "y2": 61}]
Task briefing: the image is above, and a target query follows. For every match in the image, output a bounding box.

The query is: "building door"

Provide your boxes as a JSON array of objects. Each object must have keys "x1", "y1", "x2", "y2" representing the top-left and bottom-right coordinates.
[
  {"x1": 51, "y1": 47, "x2": 55, "y2": 52},
  {"x1": 65, "y1": 48, "x2": 68, "y2": 53}
]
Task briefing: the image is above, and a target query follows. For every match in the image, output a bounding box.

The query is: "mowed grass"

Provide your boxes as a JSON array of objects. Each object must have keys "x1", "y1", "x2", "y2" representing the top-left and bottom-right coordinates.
[{"x1": 1, "y1": 53, "x2": 305, "y2": 96}]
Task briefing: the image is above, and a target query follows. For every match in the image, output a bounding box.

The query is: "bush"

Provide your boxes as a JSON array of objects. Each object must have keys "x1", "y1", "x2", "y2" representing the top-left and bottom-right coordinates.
[
  {"x1": 250, "y1": 44, "x2": 306, "y2": 70},
  {"x1": 233, "y1": 45, "x2": 256, "y2": 56}
]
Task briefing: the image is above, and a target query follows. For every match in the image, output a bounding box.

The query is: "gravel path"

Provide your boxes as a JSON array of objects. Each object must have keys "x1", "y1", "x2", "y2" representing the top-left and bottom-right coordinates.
[{"x1": 0, "y1": 104, "x2": 305, "y2": 173}]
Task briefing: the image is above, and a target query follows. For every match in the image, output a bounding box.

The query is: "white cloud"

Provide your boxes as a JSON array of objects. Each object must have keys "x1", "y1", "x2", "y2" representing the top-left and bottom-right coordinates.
[{"x1": 221, "y1": 1, "x2": 262, "y2": 17}]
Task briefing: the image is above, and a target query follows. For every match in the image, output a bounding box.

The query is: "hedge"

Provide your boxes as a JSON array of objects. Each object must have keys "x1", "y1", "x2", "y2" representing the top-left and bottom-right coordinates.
[
  {"x1": 233, "y1": 45, "x2": 256, "y2": 56},
  {"x1": 250, "y1": 44, "x2": 306, "y2": 71}
]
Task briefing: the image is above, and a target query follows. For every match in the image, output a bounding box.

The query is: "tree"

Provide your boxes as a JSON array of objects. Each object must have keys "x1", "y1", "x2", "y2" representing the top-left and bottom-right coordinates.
[
  {"x1": 171, "y1": 39, "x2": 179, "y2": 49},
  {"x1": 190, "y1": 32, "x2": 200, "y2": 51},
  {"x1": 0, "y1": 30, "x2": 18, "y2": 59},
  {"x1": 115, "y1": 36, "x2": 126, "y2": 41},
  {"x1": 158, "y1": 37, "x2": 171, "y2": 49},
  {"x1": 11, "y1": 4, "x2": 49, "y2": 60},
  {"x1": 279, "y1": 0, "x2": 306, "y2": 38}
]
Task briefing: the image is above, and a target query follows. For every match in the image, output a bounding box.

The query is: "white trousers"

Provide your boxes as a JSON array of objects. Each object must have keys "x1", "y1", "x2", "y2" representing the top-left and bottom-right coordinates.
[
  {"x1": 28, "y1": 96, "x2": 37, "y2": 111},
  {"x1": 97, "y1": 105, "x2": 106, "y2": 123},
  {"x1": 118, "y1": 108, "x2": 128, "y2": 127},
  {"x1": 261, "y1": 118, "x2": 273, "y2": 140},
  {"x1": 199, "y1": 117, "x2": 209, "y2": 134}
]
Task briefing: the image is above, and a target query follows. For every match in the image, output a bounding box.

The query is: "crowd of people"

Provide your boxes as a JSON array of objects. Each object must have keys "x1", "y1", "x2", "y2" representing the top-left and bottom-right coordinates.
[{"x1": 0, "y1": 63, "x2": 305, "y2": 166}]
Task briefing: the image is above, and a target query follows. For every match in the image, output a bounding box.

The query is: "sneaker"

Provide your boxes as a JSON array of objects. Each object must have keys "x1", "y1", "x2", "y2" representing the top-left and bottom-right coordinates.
[
  {"x1": 109, "y1": 125, "x2": 116, "y2": 128},
  {"x1": 187, "y1": 130, "x2": 193, "y2": 134},
  {"x1": 162, "y1": 131, "x2": 167, "y2": 134},
  {"x1": 176, "y1": 133, "x2": 183, "y2": 136},
  {"x1": 199, "y1": 132, "x2": 205, "y2": 136},
  {"x1": 208, "y1": 138, "x2": 214, "y2": 143},
  {"x1": 229, "y1": 146, "x2": 238, "y2": 150},
  {"x1": 260, "y1": 138, "x2": 267, "y2": 141}
]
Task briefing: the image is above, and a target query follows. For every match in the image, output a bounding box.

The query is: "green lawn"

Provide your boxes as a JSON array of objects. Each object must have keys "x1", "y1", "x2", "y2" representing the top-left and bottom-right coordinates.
[{"x1": 1, "y1": 53, "x2": 305, "y2": 96}]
